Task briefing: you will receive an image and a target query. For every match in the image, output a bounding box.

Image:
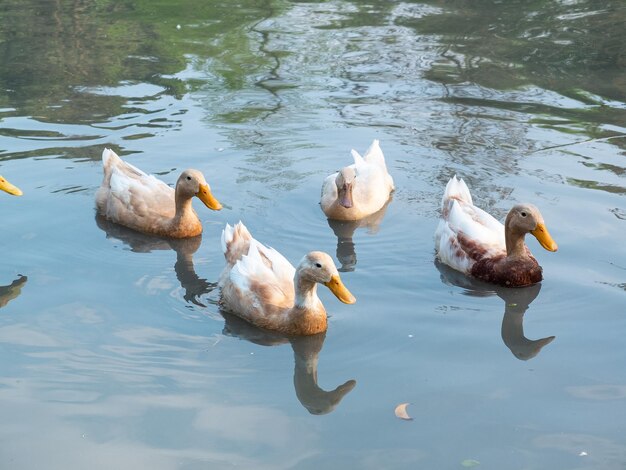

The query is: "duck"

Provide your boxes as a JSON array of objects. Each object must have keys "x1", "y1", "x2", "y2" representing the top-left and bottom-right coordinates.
[
  {"x1": 219, "y1": 222, "x2": 356, "y2": 335},
  {"x1": 0, "y1": 176, "x2": 22, "y2": 196},
  {"x1": 95, "y1": 148, "x2": 222, "y2": 238},
  {"x1": 434, "y1": 175, "x2": 557, "y2": 287},
  {"x1": 321, "y1": 139, "x2": 394, "y2": 220}
]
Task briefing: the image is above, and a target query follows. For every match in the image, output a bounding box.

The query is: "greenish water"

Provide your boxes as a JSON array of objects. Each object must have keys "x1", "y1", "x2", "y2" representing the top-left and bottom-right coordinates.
[{"x1": 1, "y1": 1, "x2": 625, "y2": 468}]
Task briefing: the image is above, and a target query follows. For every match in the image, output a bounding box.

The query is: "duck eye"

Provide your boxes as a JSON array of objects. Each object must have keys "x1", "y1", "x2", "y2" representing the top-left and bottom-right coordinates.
[
  {"x1": 186, "y1": 176, "x2": 192, "y2": 181},
  {"x1": 315, "y1": 262, "x2": 322, "y2": 268},
  {"x1": 520, "y1": 211, "x2": 527, "y2": 217}
]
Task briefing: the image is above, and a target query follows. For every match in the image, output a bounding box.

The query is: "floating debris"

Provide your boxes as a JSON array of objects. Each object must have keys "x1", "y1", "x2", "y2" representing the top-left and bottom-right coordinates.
[
  {"x1": 394, "y1": 402, "x2": 413, "y2": 420},
  {"x1": 461, "y1": 459, "x2": 480, "y2": 467}
]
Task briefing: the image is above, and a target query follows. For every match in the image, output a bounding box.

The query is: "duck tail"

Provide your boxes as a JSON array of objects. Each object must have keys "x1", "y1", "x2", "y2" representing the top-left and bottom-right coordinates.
[
  {"x1": 350, "y1": 149, "x2": 365, "y2": 166},
  {"x1": 361, "y1": 139, "x2": 387, "y2": 169},
  {"x1": 221, "y1": 221, "x2": 253, "y2": 265},
  {"x1": 442, "y1": 175, "x2": 473, "y2": 210},
  {"x1": 102, "y1": 148, "x2": 121, "y2": 168}
]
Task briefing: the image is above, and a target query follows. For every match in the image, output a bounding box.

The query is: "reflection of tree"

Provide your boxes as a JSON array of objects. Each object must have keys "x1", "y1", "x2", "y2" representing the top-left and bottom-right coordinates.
[
  {"x1": 409, "y1": 1, "x2": 626, "y2": 98},
  {"x1": 0, "y1": 275, "x2": 27, "y2": 309},
  {"x1": 221, "y1": 311, "x2": 356, "y2": 415},
  {"x1": 435, "y1": 260, "x2": 555, "y2": 361},
  {"x1": 0, "y1": 0, "x2": 285, "y2": 124},
  {"x1": 397, "y1": 0, "x2": 626, "y2": 144}
]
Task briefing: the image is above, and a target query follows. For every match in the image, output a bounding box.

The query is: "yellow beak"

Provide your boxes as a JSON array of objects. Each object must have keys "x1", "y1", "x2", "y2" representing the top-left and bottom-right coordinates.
[
  {"x1": 531, "y1": 223, "x2": 558, "y2": 252},
  {"x1": 0, "y1": 176, "x2": 23, "y2": 196},
  {"x1": 196, "y1": 183, "x2": 222, "y2": 210},
  {"x1": 324, "y1": 274, "x2": 356, "y2": 304}
]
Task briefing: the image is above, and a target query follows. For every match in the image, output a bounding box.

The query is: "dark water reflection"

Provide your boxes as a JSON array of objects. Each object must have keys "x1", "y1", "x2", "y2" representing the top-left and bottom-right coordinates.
[
  {"x1": 95, "y1": 215, "x2": 215, "y2": 306},
  {"x1": 325, "y1": 198, "x2": 392, "y2": 272},
  {"x1": 412, "y1": 0, "x2": 626, "y2": 102},
  {"x1": 221, "y1": 312, "x2": 356, "y2": 415},
  {"x1": 436, "y1": 261, "x2": 556, "y2": 361}
]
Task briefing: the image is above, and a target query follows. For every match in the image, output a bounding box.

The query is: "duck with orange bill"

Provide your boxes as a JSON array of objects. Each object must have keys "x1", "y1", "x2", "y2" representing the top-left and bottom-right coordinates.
[
  {"x1": 95, "y1": 148, "x2": 222, "y2": 238},
  {"x1": 435, "y1": 175, "x2": 557, "y2": 287},
  {"x1": 219, "y1": 222, "x2": 356, "y2": 335},
  {"x1": 321, "y1": 139, "x2": 394, "y2": 221}
]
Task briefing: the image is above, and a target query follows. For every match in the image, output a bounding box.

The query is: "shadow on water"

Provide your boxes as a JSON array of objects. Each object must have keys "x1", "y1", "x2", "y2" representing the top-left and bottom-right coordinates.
[
  {"x1": 325, "y1": 197, "x2": 392, "y2": 272},
  {"x1": 95, "y1": 215, "x2": 215, "y2": 306},
  {"x1": 0, "y1": 275, "x2": 27, "y2": 309},
  {"x1": 221, "y1": 311, "x2": 356, "y2": 415},
  {"x1": 435, "y1": 260, "x2": 555, "y2": 361}
]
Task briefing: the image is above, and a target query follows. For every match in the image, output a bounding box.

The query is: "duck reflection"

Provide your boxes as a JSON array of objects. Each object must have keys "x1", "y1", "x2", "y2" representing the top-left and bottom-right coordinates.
[
  {"x1": 325, "y1": 198, "x2": 391, "y2": 272},
  {"x1": 0, "y1": 275, "x2": 27, "y2": 308},
  {"x1": 435, "y1": 260, "x2": 555, "y2": 360},
  {"x1": 221, "y1": 311, "x2": 356, "y2": 415},
  {"x1": 96, "y1": 215, "x2": 214, "y2": 305}
]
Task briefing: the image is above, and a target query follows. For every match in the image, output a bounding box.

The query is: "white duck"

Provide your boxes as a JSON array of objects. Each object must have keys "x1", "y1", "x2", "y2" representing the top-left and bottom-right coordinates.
[
  {"x1": 435, "y1": 175, "x2": 557, "y2": 287},
  {"x1": 321, "y1": 139, "x2": 394, "y2": 220},
  {"x1": 96, "y1": 148, "x2": 222, "y2": 238},
  {"x1": 219, "y1": 222, "x2": 355, "y2": 335}
]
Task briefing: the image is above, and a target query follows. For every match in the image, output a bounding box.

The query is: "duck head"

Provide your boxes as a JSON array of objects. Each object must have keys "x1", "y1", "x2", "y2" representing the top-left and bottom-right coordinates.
[
  {"x1": 507, "y1": 203, "x2": 558, "y2": 252},
  {"x1": 299, "y1": 251, "x2": 356, "y2": 304},
  {"x1": 177, "y1": 169, "x2": 222, "y2": 210}
]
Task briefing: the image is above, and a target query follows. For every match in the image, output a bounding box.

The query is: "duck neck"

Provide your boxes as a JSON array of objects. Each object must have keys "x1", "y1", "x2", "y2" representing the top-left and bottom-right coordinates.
[
  {"x1": 294, "y1": 274, "x2": 320, "y2": 310},
  {"x1": 163, "y1": 190, "x2": 201, "y2": 238},
  {"x1": 504, "y1": 215, "x2": 528, "y2": 259},
  {"x1": 173, "y1": 190, "x2": 194, "y2": 223}
]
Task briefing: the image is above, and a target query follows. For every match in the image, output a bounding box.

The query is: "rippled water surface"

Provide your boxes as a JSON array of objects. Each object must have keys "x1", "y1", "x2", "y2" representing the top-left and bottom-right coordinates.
[{"x1": 1, "y1": 1, "x2": 625, "y2": 468}]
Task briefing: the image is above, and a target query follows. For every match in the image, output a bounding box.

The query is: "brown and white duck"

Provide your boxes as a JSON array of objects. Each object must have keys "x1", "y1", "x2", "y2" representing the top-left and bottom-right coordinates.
[
  {"x1": 435, "y1": 175, "x2": 557, "y2": 287},
  {"x1": 219, "y1": 222, "x2": 355, "y2": 335},
  {"x1": 95, "y1": 148, "x2": 221, "y2": 238}
]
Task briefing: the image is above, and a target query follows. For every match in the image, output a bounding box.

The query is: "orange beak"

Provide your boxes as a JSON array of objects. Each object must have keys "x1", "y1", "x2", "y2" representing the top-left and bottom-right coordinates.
[
  {"x1": 324, "y1": 274, "x2": 356, "y2": 304},
  {"x1": 196, "y1": 183, "x2": 222, "y2": 210},
  {"x1": 531, "y1": 223, "x2": 558, "y2": 252},
  {"x1": 0, "y1": 176, "x2": 23, "y2": 196}
]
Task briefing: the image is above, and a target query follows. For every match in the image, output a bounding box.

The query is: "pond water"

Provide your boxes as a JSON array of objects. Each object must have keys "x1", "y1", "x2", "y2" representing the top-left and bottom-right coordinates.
[{"x1": 1, "y1": 1, "x2": 625, "y2": 468}]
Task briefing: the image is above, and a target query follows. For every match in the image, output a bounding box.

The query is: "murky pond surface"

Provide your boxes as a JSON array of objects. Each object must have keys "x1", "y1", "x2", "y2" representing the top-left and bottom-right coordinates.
[{"x1": 1, "y1": 1, "x2": 625, "y2": 468}]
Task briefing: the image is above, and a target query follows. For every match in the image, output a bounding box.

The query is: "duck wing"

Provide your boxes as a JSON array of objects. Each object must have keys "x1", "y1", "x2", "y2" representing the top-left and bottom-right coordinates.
[
  {"x1": 435, "y1": 176, "x2": 505, "y2": 274},
  {"x1": 320, "y1": 171, "x2": 339, "y2": 210},
  {"x1": 97, "y1": 149, "x2": 175, "y2": 224},
  {"x1": 358, "y1": 139, "x2": 394, "y2": 190},
  {"x1": 349, "y1": 140, "x2": 394, "y2": 209},
  {"x1": 221, "y1": 224, "x2": 297, "y2": 323},
  {"x1": 221, "y1": 222, "x2": 253, "y2": 268},
  {"x1": 221, "y1": 222, "x2": 296, "y2": 301}
]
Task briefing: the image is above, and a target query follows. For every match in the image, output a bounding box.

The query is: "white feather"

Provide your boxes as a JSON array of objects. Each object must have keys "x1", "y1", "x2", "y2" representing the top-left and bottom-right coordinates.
[
  {"x1": 435, "y1": 176, "x2": 507, "y2": 275},
  {"x1": 320, "y1": 172, "x2": 338, "y2": 201},
  {"x1": 441, "y1": 174, "x2": 472, "y2": 208},
  {"x1": 221, "y1": 222, "x2": 296, "y2": 293},
  {"x1": 435, "y1": 219, "x2": 472, "y2": 273},
  {"x1": 221, "y1": 223, "x2": 234, "y2": 254},
  {"x1": 362, "y1": 139, "x2": 386, "y2": 169},
  {"x1": 258, "y1": 243, "x2": 296, "y2": 281},
  {"x1": 350, "y1": 149, "x2": 365, "y2": 166}
]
